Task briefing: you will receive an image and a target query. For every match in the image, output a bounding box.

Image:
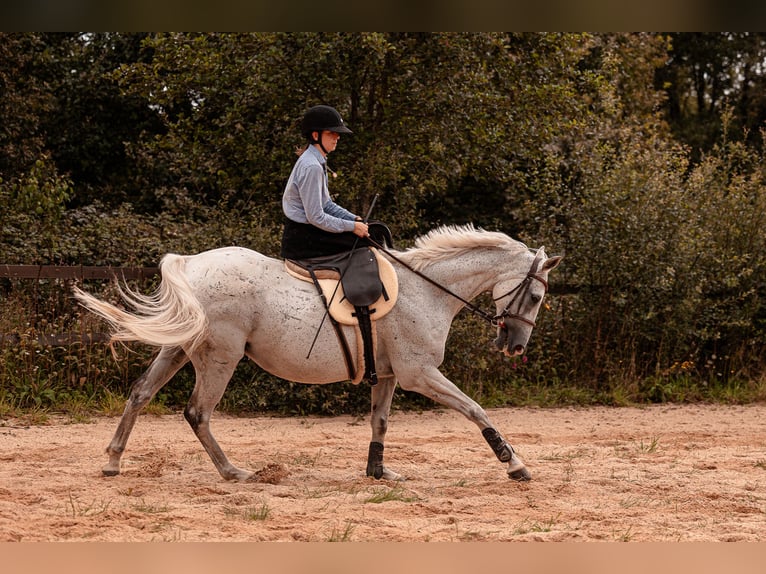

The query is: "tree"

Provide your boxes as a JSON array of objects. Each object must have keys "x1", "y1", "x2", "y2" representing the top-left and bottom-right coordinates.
[
  {"x1": 0, "y1": 33, "x2": 53, "y2": 179},
  {"x1": 113, "y1": 33, "x2": 617, "y2": 239},
  {"x1": 0, "y1": 33, "x2": 164, "y2": 207},
  {"x1": 38, "y1": 33, "x2": 163, "y2": 207},
  {"x1": 657, "y1": 33, "x2": 766, "y2": 159}
]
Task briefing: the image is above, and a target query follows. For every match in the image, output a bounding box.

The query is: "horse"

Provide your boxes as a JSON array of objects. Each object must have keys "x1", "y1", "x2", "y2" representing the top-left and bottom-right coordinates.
[{"x1": 73, "y1": 224, "x2": 561, "y2": 482}]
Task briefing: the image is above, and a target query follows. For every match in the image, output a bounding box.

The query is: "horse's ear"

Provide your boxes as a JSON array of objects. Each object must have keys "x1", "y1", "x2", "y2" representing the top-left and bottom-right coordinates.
[{"x1": 543, "y1": 255, "x2": 563, "y2": 272}]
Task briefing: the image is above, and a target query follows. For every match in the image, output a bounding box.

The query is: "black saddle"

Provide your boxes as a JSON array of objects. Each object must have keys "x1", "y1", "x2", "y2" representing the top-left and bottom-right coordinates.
[{"x1": 297, "y1": 247, "x2": 384, "y2": 308}]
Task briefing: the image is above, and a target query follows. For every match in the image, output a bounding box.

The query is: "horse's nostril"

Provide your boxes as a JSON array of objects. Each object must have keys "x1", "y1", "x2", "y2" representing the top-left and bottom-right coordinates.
[{"x1": 513, "y1": 345, "x2": 525, "y2": 355}]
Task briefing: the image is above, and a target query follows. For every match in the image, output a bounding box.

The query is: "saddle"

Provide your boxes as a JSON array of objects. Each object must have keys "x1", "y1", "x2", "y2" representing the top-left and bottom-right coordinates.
[{"x1": 285, "y1": 247, "x2": 399, "y2": 385}]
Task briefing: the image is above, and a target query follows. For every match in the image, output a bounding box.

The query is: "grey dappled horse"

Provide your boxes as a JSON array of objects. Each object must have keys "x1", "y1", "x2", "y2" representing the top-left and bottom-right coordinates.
[{"x1": 74, "y1": 225, "x2": 561, "y2": 482}]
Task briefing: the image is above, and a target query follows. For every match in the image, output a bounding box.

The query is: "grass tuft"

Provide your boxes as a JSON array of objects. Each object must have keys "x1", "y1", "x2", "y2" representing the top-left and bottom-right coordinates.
[{"x1": 364, "y1": 486, "x2": 419, "y2": 504}]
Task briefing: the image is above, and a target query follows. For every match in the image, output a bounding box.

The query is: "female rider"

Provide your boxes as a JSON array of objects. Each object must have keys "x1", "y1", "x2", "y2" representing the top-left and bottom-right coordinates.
[{"x1": 280, "y1": 105, "x2": 372, "y2": 260}]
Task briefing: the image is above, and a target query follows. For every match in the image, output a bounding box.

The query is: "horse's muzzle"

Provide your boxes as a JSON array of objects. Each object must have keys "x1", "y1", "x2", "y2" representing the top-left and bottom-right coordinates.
[
  {"x1": 503, "y1": 344, "x2": 525, "y2": 357},
  {"x1": 493, "y1": 325, "x2": 525, "y2": 357}
]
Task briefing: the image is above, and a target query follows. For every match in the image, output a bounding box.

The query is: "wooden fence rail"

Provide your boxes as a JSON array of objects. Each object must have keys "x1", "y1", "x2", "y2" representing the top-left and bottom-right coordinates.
[{"x1": 1, "y1": 265, "x2": 158, "y2": 347}]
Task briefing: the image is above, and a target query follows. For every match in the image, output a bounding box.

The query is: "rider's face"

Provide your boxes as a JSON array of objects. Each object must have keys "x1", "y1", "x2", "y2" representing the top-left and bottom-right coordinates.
[{"x1": 319, "y1": 130, "x2": 340, "y2": 154}]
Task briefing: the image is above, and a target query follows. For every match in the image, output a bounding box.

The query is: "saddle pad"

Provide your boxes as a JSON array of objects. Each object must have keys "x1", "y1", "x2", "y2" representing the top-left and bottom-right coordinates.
[{"x1": 285, "y1": 248, "x2": 399, "y2": 326}]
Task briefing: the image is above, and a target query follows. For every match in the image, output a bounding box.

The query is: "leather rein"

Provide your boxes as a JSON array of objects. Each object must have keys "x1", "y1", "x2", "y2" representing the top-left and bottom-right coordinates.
[{"x1": 366, "y1": 237, "x2": 548, "y2": 329}]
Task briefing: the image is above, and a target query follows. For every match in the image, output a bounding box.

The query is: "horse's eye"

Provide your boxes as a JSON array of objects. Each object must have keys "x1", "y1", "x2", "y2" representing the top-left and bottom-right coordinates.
[{"x1": 530, "y1": 293, "x2": 542, "y2": 304}]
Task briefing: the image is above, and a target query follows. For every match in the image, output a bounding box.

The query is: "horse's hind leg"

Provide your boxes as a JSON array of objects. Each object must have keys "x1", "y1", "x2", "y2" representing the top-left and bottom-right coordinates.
[
  {"x1": 366, "y1": 375, "x2": 403, "y2": 481},
  {"x1": 103, "y1": 346, "x2": 189, "y2": 476},
  {"x1": 184, "y1": 345, "x2": 250, "y2": 481}
]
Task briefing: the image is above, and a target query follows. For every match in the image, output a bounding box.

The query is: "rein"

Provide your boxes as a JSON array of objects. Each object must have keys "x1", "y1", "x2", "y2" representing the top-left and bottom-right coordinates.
[{"x1": 366, "y1": 237, "x2": 547, "y2": 329}]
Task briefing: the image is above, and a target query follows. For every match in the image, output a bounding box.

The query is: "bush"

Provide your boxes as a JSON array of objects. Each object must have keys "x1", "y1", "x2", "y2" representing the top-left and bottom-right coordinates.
[{"x1": 524, "y1": 118, "x2": 766, "y2": 402}]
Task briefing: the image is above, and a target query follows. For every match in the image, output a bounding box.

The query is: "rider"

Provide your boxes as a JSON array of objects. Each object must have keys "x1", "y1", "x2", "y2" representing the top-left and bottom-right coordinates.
[
  {"x1": 280, "y1": 104, "x2": 374, "y2": 260},
  {"x1": 281, "y1": 105, "x2": 393, "y2": 386}
]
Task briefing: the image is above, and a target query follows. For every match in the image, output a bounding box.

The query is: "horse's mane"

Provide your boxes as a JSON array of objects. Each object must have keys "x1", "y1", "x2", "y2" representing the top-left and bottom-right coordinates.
[{"x1": 397, "y1": 224, "x2": 528, "y2": 271}]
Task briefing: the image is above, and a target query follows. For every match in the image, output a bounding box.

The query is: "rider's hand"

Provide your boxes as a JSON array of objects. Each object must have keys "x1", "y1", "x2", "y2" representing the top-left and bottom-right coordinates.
[{"x1": 353, "y1": 221, "x2": 369, "y2": 237}]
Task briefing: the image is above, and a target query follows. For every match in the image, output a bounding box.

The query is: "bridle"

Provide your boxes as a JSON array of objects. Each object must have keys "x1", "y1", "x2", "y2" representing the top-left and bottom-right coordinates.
[
  {"x1": 492, "y1": 249, "x2": 549, "y2": 330},
  {"x1": 367, "y1": 238, "x2": 548, "y2": 329}
]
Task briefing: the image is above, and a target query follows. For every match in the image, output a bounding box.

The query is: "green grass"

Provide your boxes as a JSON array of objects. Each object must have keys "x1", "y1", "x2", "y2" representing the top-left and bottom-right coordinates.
[
  {"x1": 512, "y1": 515, "x2": 560, "y2": 536},
  {"x1": 613, "y1": 525, "x2": 634, "y2": 542},
  {"x1": 638, "y1": 436, "x2": 660, "y2": 454},
  {"x1": 66, "y1": 492, "x2": 112, "y2": 517},
  {"x1": 363, "y1": 486, "x2": 419, "y2": 504},
  {"x1": 224, "y1": 501, "x2": 271, "y2": 521},
  {"x1": 132, "y1": 499, "x2": 172, "y2": 514},
  {"x1": 326, "y1": 520, "x2": 355, "y2": 542}
]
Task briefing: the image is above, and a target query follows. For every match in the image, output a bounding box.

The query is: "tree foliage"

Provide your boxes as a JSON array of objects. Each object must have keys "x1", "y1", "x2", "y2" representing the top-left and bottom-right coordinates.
[
  {"x1": 657, "y1": 33, "x2": 766, "y2": 158},
  {"x1": 3, "y1": 32, "x2": 766, "y2": 414}
]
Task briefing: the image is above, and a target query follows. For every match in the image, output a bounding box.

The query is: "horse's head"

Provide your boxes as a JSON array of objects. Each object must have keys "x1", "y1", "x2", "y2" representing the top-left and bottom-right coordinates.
[{"x1": 491, "y1": 246, "x2": 562, "y2": 357}]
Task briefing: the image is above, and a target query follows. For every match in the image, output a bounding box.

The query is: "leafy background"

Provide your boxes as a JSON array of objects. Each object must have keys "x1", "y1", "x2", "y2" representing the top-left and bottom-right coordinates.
[{"x1": 2, "y1": 32, "x2": 766, "y2": 417}]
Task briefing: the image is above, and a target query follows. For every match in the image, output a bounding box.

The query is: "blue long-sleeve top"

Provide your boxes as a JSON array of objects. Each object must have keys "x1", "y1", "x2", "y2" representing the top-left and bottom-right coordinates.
[{"x1": 282, "y1": 145, "x2": 357, "y2": 233}]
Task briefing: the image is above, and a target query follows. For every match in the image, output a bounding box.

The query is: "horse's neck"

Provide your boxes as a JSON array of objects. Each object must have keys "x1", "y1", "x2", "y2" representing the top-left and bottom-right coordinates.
[{"x1": 420, "y1": 249, "x2": 511, "y2": 307}]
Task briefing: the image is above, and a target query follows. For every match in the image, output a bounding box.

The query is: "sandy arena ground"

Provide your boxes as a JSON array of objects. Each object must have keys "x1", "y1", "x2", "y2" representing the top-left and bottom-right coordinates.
[{"x1": 1, "y1": 404, "x2": 765, "y2": 542}]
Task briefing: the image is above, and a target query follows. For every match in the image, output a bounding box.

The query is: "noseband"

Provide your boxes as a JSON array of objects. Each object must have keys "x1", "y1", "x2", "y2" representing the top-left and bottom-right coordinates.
[{"x1": 493, "y1": 250, "x2": 549, "y2": 330}]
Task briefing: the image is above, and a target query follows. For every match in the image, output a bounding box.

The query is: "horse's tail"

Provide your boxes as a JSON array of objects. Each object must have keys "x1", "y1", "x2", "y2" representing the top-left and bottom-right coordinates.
[{"x1": 73, "y1": 254, "x2": 208, "y2": 351}]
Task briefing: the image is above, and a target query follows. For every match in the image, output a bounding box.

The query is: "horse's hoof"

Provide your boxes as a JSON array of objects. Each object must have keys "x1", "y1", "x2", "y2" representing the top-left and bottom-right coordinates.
[
  {"x1": 368, "y1": 466, "x2": 405, "y2": 481},
  {"x1": 231, "y1": 470, "x2": 256, "y2": 482},
  {"x1": 102, "y1": 468, "x2": 120, "y2": 477},
  {"x1": 381, "y1": 468, "x2": 405, "y2": 482},
  {"x1": 508, "y1": 467, "x2": 532, "y2": 481}
]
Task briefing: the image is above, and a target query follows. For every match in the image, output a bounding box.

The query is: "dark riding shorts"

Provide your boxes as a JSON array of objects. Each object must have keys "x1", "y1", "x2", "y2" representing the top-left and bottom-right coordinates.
[{"x1": 280, "y1": 218, "x2": 393, "y2": 260}]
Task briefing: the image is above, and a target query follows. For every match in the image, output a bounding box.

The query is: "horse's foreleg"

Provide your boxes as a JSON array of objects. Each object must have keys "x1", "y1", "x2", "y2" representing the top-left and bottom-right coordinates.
[
  {"x1": 398, "y1": 366, "x2": 531, "y2": 481},
  {"x1": 184, "y1": 346, "x2": 251, "y2": 481},
  {"x1": 103, "y1": 346, "x2": 189, "y2": 476},
  {"x1": 481, "y1": 427, "x2": 531, "y2": 481},
  {"x1": 367, "y1": 376, "x2": 403, "y2": 481}
]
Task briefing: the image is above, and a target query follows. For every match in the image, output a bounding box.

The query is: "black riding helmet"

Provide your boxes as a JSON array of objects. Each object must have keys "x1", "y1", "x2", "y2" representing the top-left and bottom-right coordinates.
[{"x1": 300, "y1": 105, "x2": 352, "y2": 143}]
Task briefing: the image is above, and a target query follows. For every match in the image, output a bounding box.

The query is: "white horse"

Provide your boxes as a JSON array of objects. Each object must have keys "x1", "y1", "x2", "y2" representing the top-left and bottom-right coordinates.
[{"x1": 74, "y1": 225, "x2": 561, "y2": 482}]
